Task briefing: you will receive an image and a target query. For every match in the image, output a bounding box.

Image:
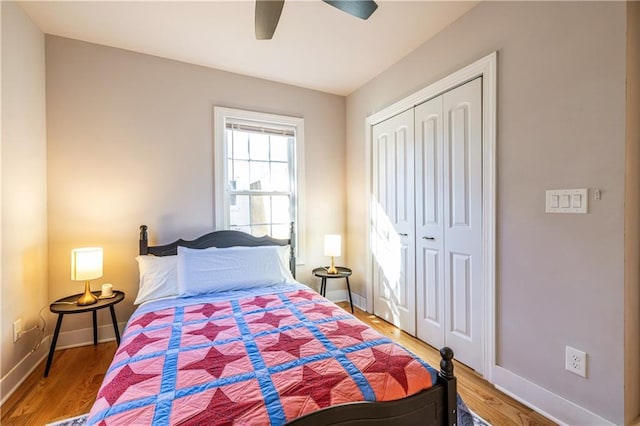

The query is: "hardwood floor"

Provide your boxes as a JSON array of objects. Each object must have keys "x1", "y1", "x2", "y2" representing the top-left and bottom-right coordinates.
[
  {"x1": 1, "y1": 303, "x2": 555, "y2": 425},
  {"x1": 0, "y1": 342, "x2": 118, "y2": 425}
]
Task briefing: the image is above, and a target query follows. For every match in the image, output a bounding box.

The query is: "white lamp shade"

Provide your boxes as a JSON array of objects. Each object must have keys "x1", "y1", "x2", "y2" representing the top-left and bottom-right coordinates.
[
  {"x1": 324, "y1": 235, "x2": 341, "y2": 257},
  {"x1": 71, "y1": 247, "x2": 103, "y2": 281}
]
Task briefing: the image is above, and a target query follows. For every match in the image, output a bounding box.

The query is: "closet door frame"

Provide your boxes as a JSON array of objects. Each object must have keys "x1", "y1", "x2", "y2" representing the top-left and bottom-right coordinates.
[{"x1": 365, "y1": 52, "x2": 497, "y2": 383}]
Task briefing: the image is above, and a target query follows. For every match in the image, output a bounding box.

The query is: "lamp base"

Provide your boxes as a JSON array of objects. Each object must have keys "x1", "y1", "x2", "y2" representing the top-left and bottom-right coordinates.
[
  {"x1": 327, "y1": 257, "x2": 338, "y2": 274},
  {"x1": 77, "y1": 281, "x2": 98, "y2": 305}
]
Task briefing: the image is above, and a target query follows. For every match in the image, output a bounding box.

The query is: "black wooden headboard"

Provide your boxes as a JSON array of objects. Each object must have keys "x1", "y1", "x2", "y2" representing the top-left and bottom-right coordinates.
[{"x1": 139, "y1": 224, "x2": 296, "y2": 278}]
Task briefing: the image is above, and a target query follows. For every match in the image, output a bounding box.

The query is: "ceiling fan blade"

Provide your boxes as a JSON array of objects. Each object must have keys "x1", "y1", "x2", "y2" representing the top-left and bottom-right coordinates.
[
  {"x1": 322, "y1": 0, "x2": 378, "y2": 20},
  {"x1": 255, "y1": 0, "x2": 285, "y2": 40}
]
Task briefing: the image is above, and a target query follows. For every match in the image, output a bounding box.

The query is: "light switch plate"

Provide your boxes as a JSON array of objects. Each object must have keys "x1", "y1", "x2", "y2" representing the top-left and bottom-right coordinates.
[{"x1": 546, "y1": 189, "x2": 588, "y2": 213}]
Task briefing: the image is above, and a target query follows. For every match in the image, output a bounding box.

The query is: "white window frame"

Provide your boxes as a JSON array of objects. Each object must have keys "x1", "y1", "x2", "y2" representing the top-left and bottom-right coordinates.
[{"x1": 214, "y1": 106, "x2": 305, "y2": 264}]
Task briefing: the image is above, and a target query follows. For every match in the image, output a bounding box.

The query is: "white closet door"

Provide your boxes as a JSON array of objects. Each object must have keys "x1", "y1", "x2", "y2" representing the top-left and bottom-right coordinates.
[
  {"x1": 415, "y1": 96, "x2": 446, "y2": 348},
  {"x1": 371, "y1": 109, "x2": 416, "y2": 335},
  {"x1": 443, "y1": 77, "x2": 483, "y2": 372}
]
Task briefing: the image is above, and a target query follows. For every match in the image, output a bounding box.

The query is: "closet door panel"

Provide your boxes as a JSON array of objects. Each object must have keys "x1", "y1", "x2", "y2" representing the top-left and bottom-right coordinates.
[
  {"x1": 451, "y1": 252, "x2": 471, "y2": 338},
  {"x1": 443, "y1": 77, "x2": 483, "y2": 372},
  {"x1": 449, "y1": 105, "x2": 471, "y2": 227},
  {"x1": 393, "y1": 126, "x2": 411, "y2": 224},
  {"x1": 415, "y1": 96, "x2": 445, "y2": 347},
  {"x1": 371, "y1": 109, "x2": 416, "y2": 335}
]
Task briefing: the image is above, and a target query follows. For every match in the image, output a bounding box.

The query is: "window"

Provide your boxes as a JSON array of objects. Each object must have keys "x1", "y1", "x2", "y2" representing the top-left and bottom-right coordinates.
[{"x1": 214, "y1": 107, "x2": 305, "y2": 261}]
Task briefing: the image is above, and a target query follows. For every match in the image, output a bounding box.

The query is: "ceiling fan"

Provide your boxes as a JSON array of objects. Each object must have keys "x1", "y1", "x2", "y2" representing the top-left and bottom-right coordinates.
[{"x1": 255, "y1": 0, "x2": 378, "y2": 40}]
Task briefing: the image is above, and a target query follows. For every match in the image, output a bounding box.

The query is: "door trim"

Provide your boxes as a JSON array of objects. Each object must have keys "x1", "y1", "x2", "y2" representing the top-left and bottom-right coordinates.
[{"x1": 364, "y1": 52, "x2": 497, "y2": 382}]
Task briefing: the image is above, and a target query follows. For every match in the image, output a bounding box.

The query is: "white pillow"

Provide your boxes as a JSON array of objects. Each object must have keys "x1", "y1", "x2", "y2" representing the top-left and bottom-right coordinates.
[
  {"x1": 134, "y1": 255, "x2": 179, "y2": 304},
  {"x1": 233, "y1": 245, "x2": 295, "y2": 281},
  {"x1": 276, "y1": 245, "x2": 295, "y2": 282},
  {"x1": 177, "y1": 245, "x2": 295, "y2": 296}
]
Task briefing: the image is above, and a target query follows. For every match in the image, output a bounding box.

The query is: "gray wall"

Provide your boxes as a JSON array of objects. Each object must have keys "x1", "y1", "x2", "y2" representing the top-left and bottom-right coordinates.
[
  {"x1": 0, "y1": 2, "x2": 48, "y2": 398},
  {"x1": 345, "y1": 2, "x2": 628, "y2": 423},
  {"x1": 624, "y1": 3, "x2": 640, "y2": 423},
  {"x1": 45, "y1": 36, "x2": 346, "y2": 334}
]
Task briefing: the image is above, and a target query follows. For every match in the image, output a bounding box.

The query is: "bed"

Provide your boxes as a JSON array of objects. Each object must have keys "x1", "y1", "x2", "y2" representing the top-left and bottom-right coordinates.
[{"x1": 86, "y1": 225, "x2": 458, "y2": 425}]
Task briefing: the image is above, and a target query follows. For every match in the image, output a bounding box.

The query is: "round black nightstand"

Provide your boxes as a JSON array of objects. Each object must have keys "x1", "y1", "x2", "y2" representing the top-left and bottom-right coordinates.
[
  {"x1": 312, "y1": 267, "x2": 354, "y2": 313},
  {"x1": 45, "y1": 290, "x2": 124, "y2": 377}
]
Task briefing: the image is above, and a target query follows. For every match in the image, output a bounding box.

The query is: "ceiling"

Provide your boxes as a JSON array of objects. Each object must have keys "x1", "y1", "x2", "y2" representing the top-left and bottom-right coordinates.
[{"x1": 19, "y1": 1, "x2": 478, "y2": 96}]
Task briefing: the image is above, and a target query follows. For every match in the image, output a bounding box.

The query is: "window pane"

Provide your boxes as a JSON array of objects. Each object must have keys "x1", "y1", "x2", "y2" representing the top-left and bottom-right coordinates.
[
  {"x1": 250, "y1": 195, "x2": 271, "y2": 225},
  {"x1": 271, "y1": 135, "x2": 289, "y2": 162},
  {"x1": 230, "y1": 195, "x2": 250, "y2": 226},
  {"x1": 231, "y1": 160, "x2": 250, "y2": 190},
  {"x1": 272, "y1": 195, "x2": 290, "y2": 224},
  {"x1": 271, "y1": 224, "x2": 290, "y2": 239},
  {"x1": 228, "y1": 160, "x2": 237, "y2": 206},
  {"x1": 232, "y1": 131, "x2": 249, "y2": 160},
  {"x1": 251, "y1": 225, "x2": 270, "y2": 237},
  {"x1": 270, "y1": 163, "x2": 290, "y2": 192},
  {"x1": 226, "y1": 129, "x2": 233, "y2": 158},
  {"x1": 250, "y1": 161, "x2": 269, "y2": 190},
  {"x1": 249, "y1": 133, "x2": 269, "y2": 161},
  {"x1": 231, "y1": 225, "x2": 251, "y2": 234},
  {"x1": 227, "y1": 158, "x2": 234, "y2": 187}
]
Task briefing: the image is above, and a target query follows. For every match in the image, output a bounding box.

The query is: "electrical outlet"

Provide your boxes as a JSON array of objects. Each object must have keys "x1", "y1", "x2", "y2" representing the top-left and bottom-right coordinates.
[
  {"x1": 13, "y1": 318, "x2": 22, "y2": 343},
  {"x1": 565, "y1": 346, "x2": 587, "y2": 378}
]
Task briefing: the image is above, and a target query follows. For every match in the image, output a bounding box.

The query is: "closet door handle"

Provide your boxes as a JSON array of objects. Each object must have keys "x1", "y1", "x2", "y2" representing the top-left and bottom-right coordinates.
[
  {"x1": 423, "y1": 236, "x2": 436, "y2": 241},
  {"x1": 398, "y1": 232, "x2": 408, "y2": 237}
]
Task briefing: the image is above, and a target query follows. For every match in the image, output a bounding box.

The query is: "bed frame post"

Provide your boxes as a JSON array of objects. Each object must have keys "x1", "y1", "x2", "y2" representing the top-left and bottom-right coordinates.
[
  {"x1": 439, "y1": 347, "x2": 457, "y2": 426},
  {"x1": 289, "y1": 222, "x2": 296, "y2": 279},
  {"x1": 139, "y1": 225, "x2": 149, "y2": 255}
]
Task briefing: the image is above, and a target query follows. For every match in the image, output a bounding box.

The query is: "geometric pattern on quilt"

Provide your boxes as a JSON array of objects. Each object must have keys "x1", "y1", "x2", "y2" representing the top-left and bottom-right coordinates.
[
  {"x1": 271, "y1": 357, "x2": 362, "y2": 420},
  {"x1": 347, "y1": 343, "x2": 432, "y2": 400},
  {"x1": 183, "y1": 301, "x2": 232, "y2": 322},
  {"x1": 127, "y1": 308, "x2": 175, "y2": 330},
  {"x1": 91, "y1": 355, "x2": 165, "y2": 412},
  {"x1": 87, "y1": 286, "x2": 437, "y2": 425},
  {"x1": 170, "y1": 379, "x2": 267, "y2": 425},
  {"x1": 176, "y1": 341, "x2": 252, "y2": 389}
]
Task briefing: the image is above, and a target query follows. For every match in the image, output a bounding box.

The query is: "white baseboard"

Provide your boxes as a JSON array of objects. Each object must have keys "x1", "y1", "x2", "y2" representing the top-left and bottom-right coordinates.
[
  {"x1": 0, "y1": 335, "x2": 51, "y2": 406},
  {"x1": 55, "y1": 321, "x2": 127, "y2": 350},
  {"x1": 324, "y1": 289, "x2": 366, "y2": 311},
  {"x1": 493, "y1": 365, "x2": 615, "y2": 425},
  {"x1": 351, "y1": 292, "x2": 366, "y2": 310}
]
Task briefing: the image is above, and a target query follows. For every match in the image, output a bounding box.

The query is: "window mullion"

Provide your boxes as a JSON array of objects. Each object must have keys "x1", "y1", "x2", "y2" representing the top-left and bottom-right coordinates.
[{"x1": 229, "y1": 190, "x2": 290, "y2": 196}]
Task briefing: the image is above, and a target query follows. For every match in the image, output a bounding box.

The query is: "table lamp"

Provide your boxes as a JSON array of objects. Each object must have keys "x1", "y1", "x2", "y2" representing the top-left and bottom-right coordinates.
[
  {"x1": 71, "y1": 247, "x2": 103, "y2": 305},
  {"x1": 324, "y1": 234, "x2": 341, "y2": 274}
]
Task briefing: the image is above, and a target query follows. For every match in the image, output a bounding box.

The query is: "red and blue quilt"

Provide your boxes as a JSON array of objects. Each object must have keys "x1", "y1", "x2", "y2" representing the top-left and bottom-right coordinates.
[{"x1": 87, "y1": 283, "x2": 437, "y2": 425}]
